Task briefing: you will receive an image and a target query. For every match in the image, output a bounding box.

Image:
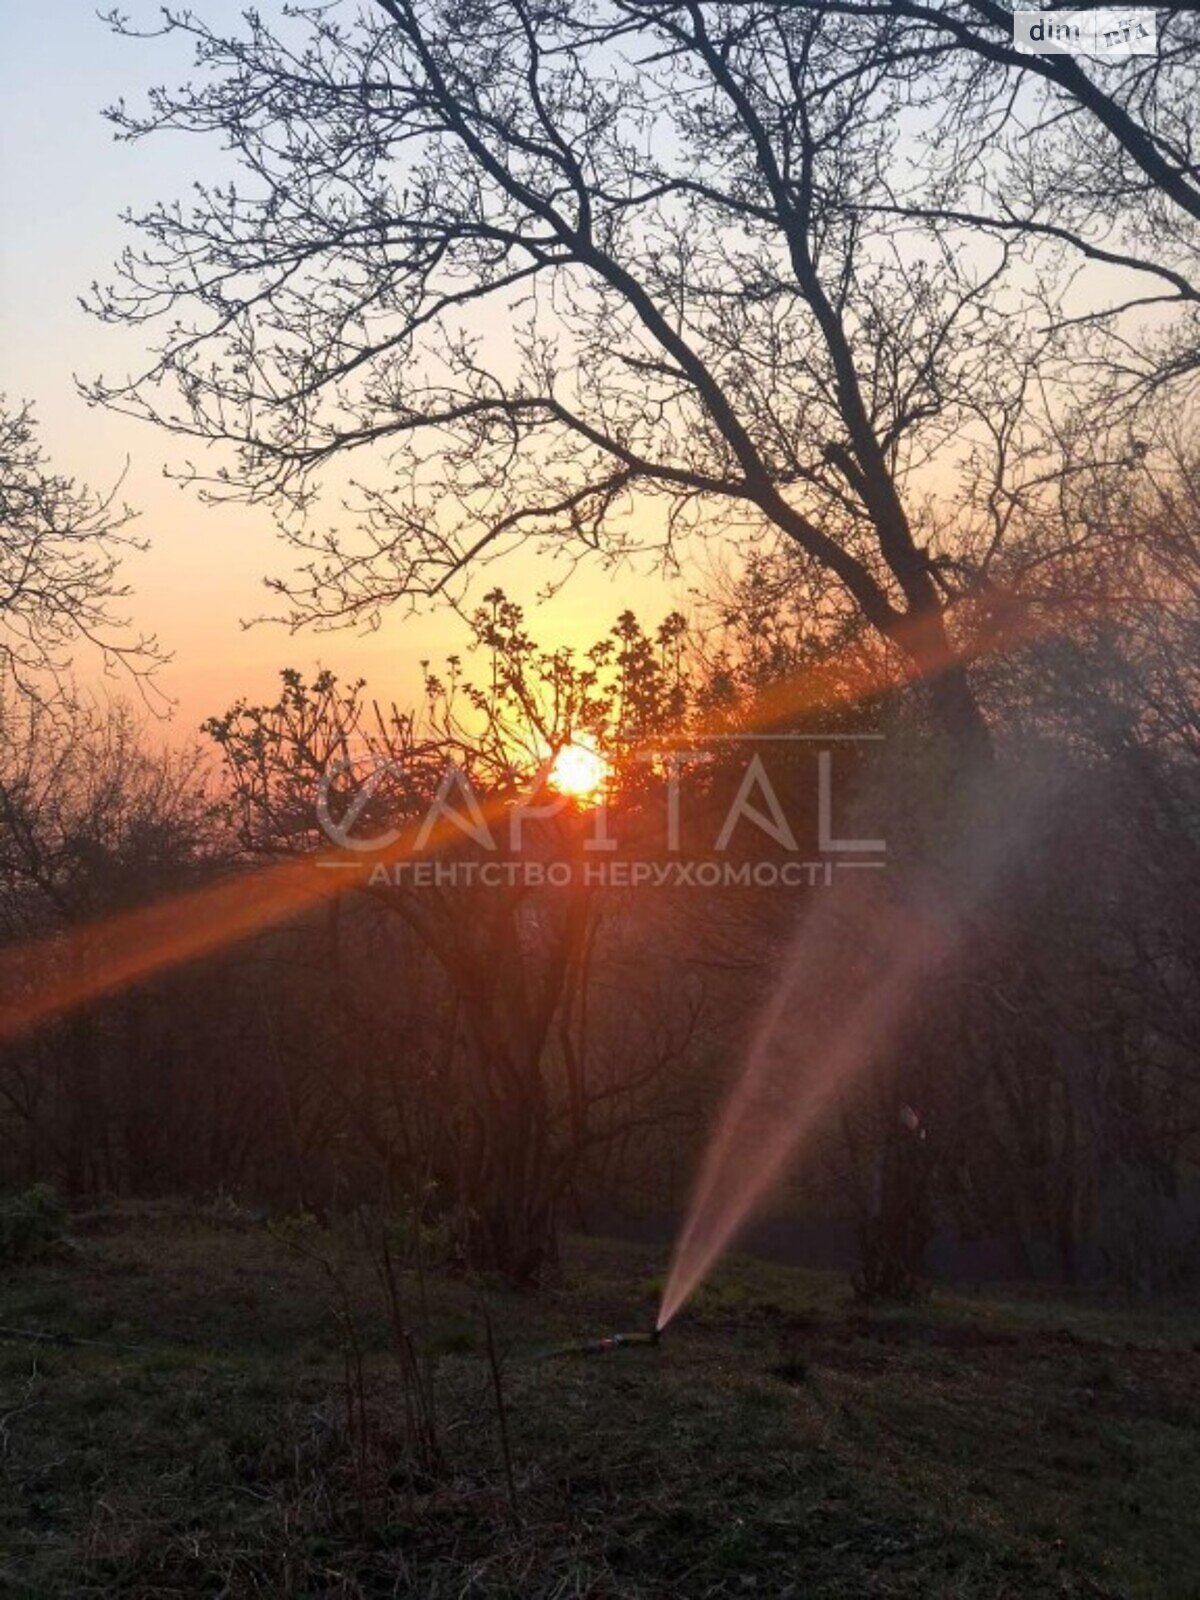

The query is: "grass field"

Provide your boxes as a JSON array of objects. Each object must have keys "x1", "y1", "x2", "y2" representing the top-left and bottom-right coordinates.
[{"x1": 0, "y1": 1201, "x2": 1197, "y2": 1597}]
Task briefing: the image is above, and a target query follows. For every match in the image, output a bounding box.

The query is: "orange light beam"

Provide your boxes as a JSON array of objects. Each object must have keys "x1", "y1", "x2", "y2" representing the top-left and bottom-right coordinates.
[
  {"x1": 0, "y1": 794, "x2": 510, "y2": 1046},
  {"x1": 0, "y1": 598, "x2": 1079, "y2": 1045}
]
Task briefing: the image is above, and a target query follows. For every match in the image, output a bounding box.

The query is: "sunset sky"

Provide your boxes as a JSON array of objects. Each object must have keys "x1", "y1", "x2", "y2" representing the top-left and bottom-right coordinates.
[{"x1": 0, "y1": 2, "x2": 684, "y2": 741}]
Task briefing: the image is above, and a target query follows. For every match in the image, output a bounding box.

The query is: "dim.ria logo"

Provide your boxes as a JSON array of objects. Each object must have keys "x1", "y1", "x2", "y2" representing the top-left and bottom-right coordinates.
[{"x1": 1012, "y1": 8, "x2": 1158, "y2": 57}]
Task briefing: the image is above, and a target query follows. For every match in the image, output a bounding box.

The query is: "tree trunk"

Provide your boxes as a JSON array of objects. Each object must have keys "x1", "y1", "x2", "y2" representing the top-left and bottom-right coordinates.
[
  {"x1": 897, "y1": 598, "x2": 994, "y2": 767},
  {"x1": 927, "y1": 661, "x2": 994, "y2": 768}
]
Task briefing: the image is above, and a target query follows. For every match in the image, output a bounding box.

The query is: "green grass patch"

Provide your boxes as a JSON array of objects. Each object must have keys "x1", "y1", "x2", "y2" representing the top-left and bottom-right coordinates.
[{"x1": 0, "y1": 1203, "x2": 1195, "y2": 1596}]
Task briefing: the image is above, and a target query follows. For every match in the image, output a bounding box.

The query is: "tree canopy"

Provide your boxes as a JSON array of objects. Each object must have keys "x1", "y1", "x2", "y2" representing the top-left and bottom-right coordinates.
[{"x1": 87, "y1": 3, "x2": 1198, "y2": 751}]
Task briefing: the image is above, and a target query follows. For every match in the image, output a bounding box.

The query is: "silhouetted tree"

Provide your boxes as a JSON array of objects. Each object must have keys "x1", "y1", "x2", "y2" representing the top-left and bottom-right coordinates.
[
  {"x1": 207, "y1": 602, "x2": 700, "y2": 1279},
  {"x1": 91, "y1": 0, "x2": 1162, "y2": 758},
  {"x1": 0, "y1": 702, "x2": 221, "y2": 1192},
  {"x1": 0, "y1": 399, "x2": 162, "y2": 704}
]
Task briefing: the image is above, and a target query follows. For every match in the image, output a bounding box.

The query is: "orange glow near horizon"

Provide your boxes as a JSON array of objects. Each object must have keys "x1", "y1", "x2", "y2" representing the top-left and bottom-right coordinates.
[{"x1": 0, "y1": 596, "x2": 1083, "y2": 1048}]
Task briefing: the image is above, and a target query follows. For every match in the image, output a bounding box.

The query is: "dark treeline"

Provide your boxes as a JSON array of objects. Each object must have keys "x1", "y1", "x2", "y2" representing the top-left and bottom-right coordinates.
[{"x1": 2, "y1": 458, "x2": 1198, "y2": 1293}]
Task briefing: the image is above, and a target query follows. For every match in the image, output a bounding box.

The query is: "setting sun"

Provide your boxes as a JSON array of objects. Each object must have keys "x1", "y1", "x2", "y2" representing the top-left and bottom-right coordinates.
[{"x1": 548, "y1": 737, "x2": 609, "y2": 799}]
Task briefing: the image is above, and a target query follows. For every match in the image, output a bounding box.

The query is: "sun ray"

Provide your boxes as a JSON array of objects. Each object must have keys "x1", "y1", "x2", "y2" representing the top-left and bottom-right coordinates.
[{"x1": 0, "y1": 599, "x2": 1082, "y2": 1045}]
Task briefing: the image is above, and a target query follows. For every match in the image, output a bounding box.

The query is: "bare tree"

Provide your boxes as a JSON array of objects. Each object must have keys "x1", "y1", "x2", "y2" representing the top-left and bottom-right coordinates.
[
  {"x1": 92, "y1": 0, "x2": 1147, "y2": 758},
  {"x1": 820, "y1": 2, "x2": 1200, "y2": 405},
  {"x1": 0, "y1": 700, "x2": 220, "y2": 1192},
  {"x1": 0, "y1": 399, "x2": 163, "y2": 705},
  {"x1": 208, "y1": 605, "x2": 699, "y2": 1278}
]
